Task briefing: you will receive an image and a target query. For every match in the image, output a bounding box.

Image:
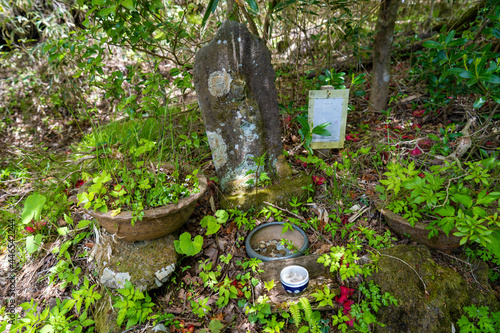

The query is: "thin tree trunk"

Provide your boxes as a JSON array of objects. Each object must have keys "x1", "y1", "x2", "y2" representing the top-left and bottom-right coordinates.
[{"x1": 369, "y1": 0, "x2": 401, "y2": 112}]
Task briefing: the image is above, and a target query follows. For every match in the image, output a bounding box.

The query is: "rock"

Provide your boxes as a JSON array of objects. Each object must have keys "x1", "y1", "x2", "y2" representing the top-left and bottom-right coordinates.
[
  {"x1": 193, "y1": 20, "x2": 283, "y2": 192},
  {"x1": 92, "y1": 231, "x2": 177, "y2": 292},
  {"x1": 368, "y1": 245, "x2": 499, "y2": 332},
  {"x1": 147, "y1": 324, "x2": 170, "y2": 333},
  {"x1": 94, "y1": 293, "x2": 120, "y2": 333},
  {"x1": 220, "y1": 172, "x2": 313, "y2": 211}
]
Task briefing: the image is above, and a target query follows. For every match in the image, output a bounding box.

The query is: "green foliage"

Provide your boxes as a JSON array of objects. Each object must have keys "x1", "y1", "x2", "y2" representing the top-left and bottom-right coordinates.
[
  {"x1": 378, "y1": 158, "x2": 500, "y2": 261},
  {"x1": 311, "y1": 285, "x2": 337, "y2": 308},
  {"x1": 191, "y1": 296, "x2": 211, "y2": 319},
  {"x1": 429, "y1": 123, "x2": 463, "y2": 156},
  {"x1": 8, "y1": 283, "x2": 98, "y2": 333},
  {"x1": 199, "y1": 259, "x2": 220, "y2": 288},
  {"x1": 78, "y1": 139, "x2": 200, "y2": 225},
  {"x1": 245, "y1": 295, "x2": 273, "y2": 325},
  {"x1": 174, "y1": 232, "x2": 204, "y2": 256},
  {"x1": 296, "y1": 116, "x2": 331, "y2": 154},
  {"x1": 317, "y1": 245, "x2": 371, "y2": 281},
  {"x1": 113, "y1": 281, "x2": 155, "y2": 330},
  {"x1": 200, "y1": 210, "x2": 229, "y2": 235},
  {"x1": 457, "y1": 305, "x2": 500, "y2": 332},
  {"x1": 200, "y1": 319, "x2": 224, "y2": 333},
  {"x1": 229, "y1": 208, "x2": 256, "y2": 231},
  {"x1": 246, "y1": 153, "x2": 272, "y2": 192},
  {"x1": 21, "y1": 194, "x2": 46, "y2": 225},
  {"x1": 416, "y1": 24, "x2": 500, "y2": 111},
  {"x1": 350, "y1": 281, "x2": 398, "y2": 332},
  {"x1": 318, "y1": 69, "x2": 346, "y2": 89}
]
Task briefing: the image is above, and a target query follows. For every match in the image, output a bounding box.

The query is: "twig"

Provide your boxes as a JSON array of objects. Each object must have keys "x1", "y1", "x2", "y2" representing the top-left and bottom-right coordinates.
[
  {"x1": 263, "y1": 201, "x2": 333, "y2": 245},
  {"x1": 436, "y1": 250, "x2": 472, "y2": 266},
  {"x1": 371, "y1": 248, "x2": 429, "y2": 296},
  {"x1": 0, "y1": 177, "x2": 34, "y2": 184},
  {"x1": 348, "y1": 206, "x2": 370, "y2": 223}
]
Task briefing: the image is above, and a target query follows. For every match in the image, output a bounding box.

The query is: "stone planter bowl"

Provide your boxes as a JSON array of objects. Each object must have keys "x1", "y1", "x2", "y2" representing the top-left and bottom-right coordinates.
[
  {"x1": 79, "y1": 166, "x2": 207, "y2": 243},
  {"x1": 245, "y1": 222, "x2": 309, "y2": 261},
  {"x1": 378, "y1": 204, "x2": 462, "y2": 252}
]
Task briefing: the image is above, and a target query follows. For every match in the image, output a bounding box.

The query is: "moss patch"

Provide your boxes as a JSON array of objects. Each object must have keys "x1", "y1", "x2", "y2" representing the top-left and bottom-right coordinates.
[
  {"x1": 220, "y1": 172, "x2": 312, "y2": 211},
  {"x1": 368, "y1": 245, "x2": 499, "y2": 332},
  {"x1": 93, "y1": 232, "x2": 178, "y2": 292}
]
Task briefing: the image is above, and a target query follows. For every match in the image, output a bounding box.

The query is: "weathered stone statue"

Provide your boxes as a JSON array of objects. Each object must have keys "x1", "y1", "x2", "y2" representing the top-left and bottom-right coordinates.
[{"x1": 194, "y1": 20, "x2": 283, "y2": 192}]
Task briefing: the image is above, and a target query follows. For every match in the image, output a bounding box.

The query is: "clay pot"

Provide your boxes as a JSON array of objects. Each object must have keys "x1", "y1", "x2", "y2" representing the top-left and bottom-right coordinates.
[
  {"x1": 378, "y1": 204, "x2": 462, "y2": 252},
  {"x1": 79, "y1": 167, "x2": 207, "y2": 243}
]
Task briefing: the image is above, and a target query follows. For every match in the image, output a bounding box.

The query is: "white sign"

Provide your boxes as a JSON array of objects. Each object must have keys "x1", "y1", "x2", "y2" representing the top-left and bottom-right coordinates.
[{"x1": 308, "y1": 89, "x2": 349, "y2": 149}]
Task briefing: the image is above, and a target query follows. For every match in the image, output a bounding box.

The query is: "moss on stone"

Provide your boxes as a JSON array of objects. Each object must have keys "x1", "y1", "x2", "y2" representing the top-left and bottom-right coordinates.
[
  {"x1": 94, "y1": 293, "x2": 120, "y2": 333},
  {"x1": 93, "y1": 232, "x2": 178, "y2": 292},
  {"x1": 368, "y1": 245, "x2": 499, "y2": 332},
  {"x1": 220, "y1": 172, "x2": 313, "y2": 211}
]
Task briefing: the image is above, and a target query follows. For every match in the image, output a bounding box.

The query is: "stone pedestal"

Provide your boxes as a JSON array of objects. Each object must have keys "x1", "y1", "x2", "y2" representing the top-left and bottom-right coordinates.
[{"x1": 194, "y1": 20, "x2": 283, "y2": 192}]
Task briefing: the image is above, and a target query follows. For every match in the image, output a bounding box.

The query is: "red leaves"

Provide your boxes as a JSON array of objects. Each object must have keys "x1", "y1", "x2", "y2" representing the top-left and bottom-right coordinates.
[
  {"x1": 75, "y1": 179, "x2": 85, "y2": 188},
  {"x1": 411, "y1": 123, "x2": 422, "y2": 130},
  {"x1": 336, "y1": 286, "x2": 355, "y2": 326},
  {"x1": 25, "y1": 226, "x2": 36, "y2": 233},
  {"x1": 412, "y1": 109, "x2": 425, "y2": 117},
  {"x1": 25, "y1": 221, "x2": 46, "y2": 234},
  {"x1": 345, "y1": 133, "x2": 359, "y2": 142},
  {"x1": 410, "y1": 147, "x2": 423, "y2": 156},
  {"x1": 312, "y1": 175, "x2": 326, "y2": 186}
]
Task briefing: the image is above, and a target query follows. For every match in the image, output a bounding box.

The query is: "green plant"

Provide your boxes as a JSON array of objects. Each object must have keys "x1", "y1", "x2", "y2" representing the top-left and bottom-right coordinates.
[
  {"x1": 113, "y1": 280, "x2": 155, "y2": 330},
  {"x1": 350, "y1": 281, "x2": 398, "y2": 332},
  {"x1": 77, "y1": 139, "x2": 200, "y2": 225},
  {"x1": 7, "y1": 291, "x2": 97, "y2": 333},
  {"x1": 199, "y1": 259, "x2": 221, "y2": 289},
  {"x1": 215, "y1": 276, "x2": 240, "y2": 308},
  {"x1": 318, "y1": 68, "x2": 346, "y2": 89},
  {"x1": 457, "y1": 305, "x2": 500, "y2": 332},
  {"x1": 311, "y1": 285, "x2": 337, "y2": 308},
  {"x1": 245, "y1": 295, "x2": 273, "y2": 325},
  {"x1": 377, "y1": 158, "x2": 500, "y2": 261},
  {"x1": 191, "y1": 296, "x2": 210, "y2": 319},
  {"x1": 237, "y1": 257, "x2": 264, "y2": 273},
  {"x1": 174, "y1": 232, "x2": 203, "y2": 256},
  {"x1": 229, "y1": 208, "x2": 256, "y2": 231},
  {"x1": 296, "y1": 116, "x2": 331, "y2": 154},
  {"x1": 429, "y1": 123, "x2": 463, "y2": 156},
  {"x1": 287, "y1": 297, "x2": 321, "y2": 333},
  {"x1": 199, "y1": 319, "x2": 224, "y2": 333},
  {"x1": 200, "y1": 210, "x2": 229, "y2": 235},
  {"x1": 246, "y1": 153, "x2": 272, "y2": 193},
  {"x1": 317, "y1": 245, "x2": 371, "y2": 281}
]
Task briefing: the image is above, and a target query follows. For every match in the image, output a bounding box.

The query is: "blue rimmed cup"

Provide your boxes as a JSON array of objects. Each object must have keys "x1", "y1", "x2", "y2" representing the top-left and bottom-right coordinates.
[{"x1": 280, "y1": 265, "x2": 309, "y2": 294}]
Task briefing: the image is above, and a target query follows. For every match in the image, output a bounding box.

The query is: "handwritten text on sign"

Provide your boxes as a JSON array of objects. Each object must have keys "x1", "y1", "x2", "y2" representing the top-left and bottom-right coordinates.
[{"x1": 308, "y1": 89, "x2": 349, "y2": 149}]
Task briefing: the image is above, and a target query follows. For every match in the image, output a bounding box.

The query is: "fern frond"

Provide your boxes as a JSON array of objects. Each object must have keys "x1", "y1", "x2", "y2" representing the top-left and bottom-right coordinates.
[
  {"x1": 289, "y1": 303, "x2": 302, "y2": 328},
  {"x1": 299, "y1": 297, "x2": 318, "y2": 333}
]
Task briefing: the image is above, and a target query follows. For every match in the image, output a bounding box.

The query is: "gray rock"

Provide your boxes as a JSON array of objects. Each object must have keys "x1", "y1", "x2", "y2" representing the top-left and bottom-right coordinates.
[
  {"x1": 369, "y1": 245, "x2": 499, "y2": 332},
  {"x1": 92, "y1": 231, "x2": 177, "y2": 292},
  {"x1": 194, "y1": 20, "x2": 283, "y2": 192},
  {"x1": 147, "y1": 323, "x2": 170, "y2": 333}
]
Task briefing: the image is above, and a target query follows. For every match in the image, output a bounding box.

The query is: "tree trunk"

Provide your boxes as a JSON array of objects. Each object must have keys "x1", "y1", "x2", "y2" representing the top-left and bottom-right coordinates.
[{"x1": 369, "y1": 0, "x2": 401, "y2": 112}]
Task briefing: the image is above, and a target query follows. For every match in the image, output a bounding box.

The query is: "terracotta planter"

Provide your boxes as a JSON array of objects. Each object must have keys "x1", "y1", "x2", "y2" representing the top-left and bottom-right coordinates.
[
  {"x1": 377, "y1": 202, "x2": 462, "y2": 252},
  {"x1": 79, "y1": 167, "x2": 207, "y2": 243}
]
